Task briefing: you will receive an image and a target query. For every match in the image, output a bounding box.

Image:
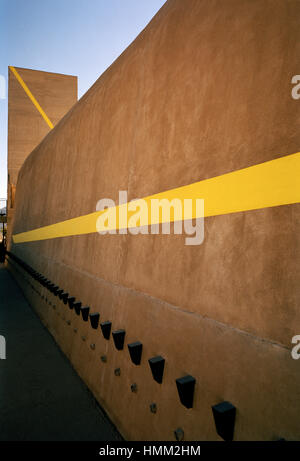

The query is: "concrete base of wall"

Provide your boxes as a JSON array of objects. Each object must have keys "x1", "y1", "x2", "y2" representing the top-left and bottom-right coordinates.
[
  {"x1": 6, "y1": 254, "x2": 300, "y2": 441},
  {"x1": 0, "y1": 263, "x2": 121, "y2": 441}
]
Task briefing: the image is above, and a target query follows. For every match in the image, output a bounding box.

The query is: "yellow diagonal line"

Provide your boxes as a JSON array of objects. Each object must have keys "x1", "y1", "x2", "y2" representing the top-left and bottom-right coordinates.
[
  {"x1": 12, "y1": 151, "x2": 300, "y2": 244},
  {"x1": 9, "y1": 66, "x2": 54, "y2": 129}
]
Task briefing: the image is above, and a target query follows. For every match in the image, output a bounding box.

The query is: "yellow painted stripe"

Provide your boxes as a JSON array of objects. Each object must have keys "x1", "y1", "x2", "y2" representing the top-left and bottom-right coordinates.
[
  {"x1": 12, "y1": 151, "x2": 300, "y2": 244},
  {"x1": 9, "y1": 66, "x2": 54, "y2": 129}
]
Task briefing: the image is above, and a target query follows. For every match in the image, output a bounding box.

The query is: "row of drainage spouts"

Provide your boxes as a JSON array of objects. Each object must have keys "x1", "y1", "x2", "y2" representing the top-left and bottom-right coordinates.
[{"x1": 7, "y1": 250, "x2": 236, "y2": 441}]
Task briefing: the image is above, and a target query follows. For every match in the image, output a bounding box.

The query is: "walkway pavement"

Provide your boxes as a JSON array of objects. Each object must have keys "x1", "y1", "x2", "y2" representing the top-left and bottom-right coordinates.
[{"x1": 0, "y1": 265, "x2": 122, "y2": 441}]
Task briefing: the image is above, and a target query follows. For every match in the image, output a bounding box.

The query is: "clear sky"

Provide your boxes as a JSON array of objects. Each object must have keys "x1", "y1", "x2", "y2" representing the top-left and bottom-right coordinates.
[{"x1": 0, "y1": 0, "x2": 166, "y2": 199}]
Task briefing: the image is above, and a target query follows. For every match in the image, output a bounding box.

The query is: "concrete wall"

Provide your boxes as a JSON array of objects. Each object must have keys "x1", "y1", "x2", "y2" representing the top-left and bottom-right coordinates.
[
  {"x1": 8, "y1": 0, "x2": 300, "y2": 440},
  {"x1": 7, "y1": 67, "x2": 77, "y2": 244}
]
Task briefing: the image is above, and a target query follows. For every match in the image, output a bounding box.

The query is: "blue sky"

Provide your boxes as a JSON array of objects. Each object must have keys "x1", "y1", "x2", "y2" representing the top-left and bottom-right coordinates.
[{"x1": 0, "y1": 0, "x2": 166, "y2": 199}]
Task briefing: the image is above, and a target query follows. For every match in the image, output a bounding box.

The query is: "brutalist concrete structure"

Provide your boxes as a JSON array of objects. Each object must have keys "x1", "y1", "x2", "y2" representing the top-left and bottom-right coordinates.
[
  {"x1": 6, "y1": 0, "x2": 300, "y2": 440},
  {"x1": 7, "y1": 67, "x2": 77, "y2": 244}
]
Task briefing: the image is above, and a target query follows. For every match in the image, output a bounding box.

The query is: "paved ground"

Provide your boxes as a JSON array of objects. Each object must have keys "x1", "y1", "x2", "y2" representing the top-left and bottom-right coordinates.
[{"x1": 0, "y1": 265, "x2": 122, "y2": 441}]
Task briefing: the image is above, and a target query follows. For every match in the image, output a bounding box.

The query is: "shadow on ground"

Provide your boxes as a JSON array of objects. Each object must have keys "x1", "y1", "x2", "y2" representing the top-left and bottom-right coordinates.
[{"x1": 0, "y1": 265, "x2": 122, "y2": 441}]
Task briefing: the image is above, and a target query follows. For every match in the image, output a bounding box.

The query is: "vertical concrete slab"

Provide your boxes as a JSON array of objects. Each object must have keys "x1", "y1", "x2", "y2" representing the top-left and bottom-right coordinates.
[{"x1": 7, "y1": 67, "x2": 77, "y2": 244}]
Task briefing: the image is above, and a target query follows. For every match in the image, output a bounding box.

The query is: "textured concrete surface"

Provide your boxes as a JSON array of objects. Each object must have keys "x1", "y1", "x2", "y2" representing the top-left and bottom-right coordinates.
[
  {"x1": 7, "y1": 256, "x2": 300, "y2": 441},
  {"x1": 7, "y1": 67, "x2": 77, "y2": 244},
  {"x1": 7, "y1": 0, "x2": 300, "y2": 440},
  {"x1": 0, "y1": 265, "x2": 121, "y2": 441}
]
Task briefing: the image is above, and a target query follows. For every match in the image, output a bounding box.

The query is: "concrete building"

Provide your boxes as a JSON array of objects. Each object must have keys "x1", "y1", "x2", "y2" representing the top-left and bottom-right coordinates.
[
  {"x1": 7, "y1": 67, "x2": 77, "y2": 244},
  {"x1": 5, "y1": 0, "x2": 300, "y2": 441}
]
